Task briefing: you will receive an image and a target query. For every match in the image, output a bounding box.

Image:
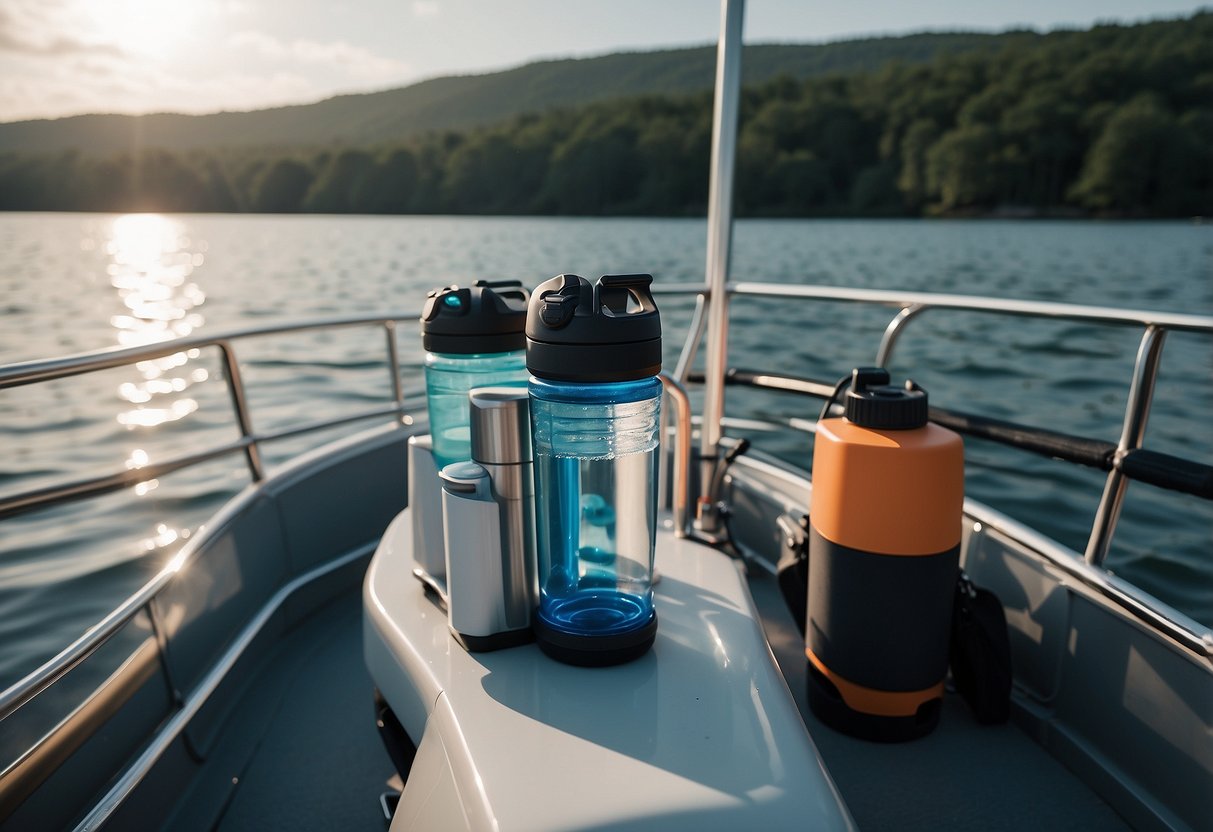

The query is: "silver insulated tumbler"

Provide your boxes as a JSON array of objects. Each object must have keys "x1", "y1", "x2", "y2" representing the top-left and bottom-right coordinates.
[{"x1": 439, "y1": 387, "x2": 537, "y2": 651}]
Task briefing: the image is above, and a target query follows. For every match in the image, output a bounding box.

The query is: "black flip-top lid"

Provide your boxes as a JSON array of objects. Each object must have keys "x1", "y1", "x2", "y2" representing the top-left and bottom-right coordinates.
[
  {"x1": 420, "y1": 280, "x2": 529, "y2": 354},
  {"x1": 844, "y1": 367, "x2": 929, "y2": 430},
  {"x1": 526, "y1": 274, "x2": 662, "y2": 382}
]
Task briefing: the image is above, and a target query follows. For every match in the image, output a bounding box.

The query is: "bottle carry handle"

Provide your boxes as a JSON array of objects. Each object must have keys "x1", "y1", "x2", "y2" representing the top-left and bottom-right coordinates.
[
  {"x1": 476, "y1": 279, "x2": 530, "y2": 306},
  {"x1": 598, "y1": 273, "x2": 657, "y2": 317}
]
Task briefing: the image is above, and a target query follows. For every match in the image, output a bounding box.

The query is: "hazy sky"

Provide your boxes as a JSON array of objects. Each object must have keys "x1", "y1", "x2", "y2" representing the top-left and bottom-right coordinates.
[{"x1": 1, "y1": 0, "x2": 1206, "y2": 123}]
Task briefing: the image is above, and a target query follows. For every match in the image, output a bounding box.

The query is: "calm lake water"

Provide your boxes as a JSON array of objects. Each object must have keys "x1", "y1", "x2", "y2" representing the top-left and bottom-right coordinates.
[{"x1": 1, "y1": 212, "x2": 1210, "y2": 690}]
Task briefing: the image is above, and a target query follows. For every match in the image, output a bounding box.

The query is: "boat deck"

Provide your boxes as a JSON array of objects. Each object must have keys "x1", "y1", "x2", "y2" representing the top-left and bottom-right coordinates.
[
  {"x1": 749, "y1": 569, "x2": 1131, "y2": 831},
  {"x1": 172, "y1": 574, "x2": 1130, "y2": 831},
  {"x1": 168, "y1": 591, "x2": 395, "y2": 832}
]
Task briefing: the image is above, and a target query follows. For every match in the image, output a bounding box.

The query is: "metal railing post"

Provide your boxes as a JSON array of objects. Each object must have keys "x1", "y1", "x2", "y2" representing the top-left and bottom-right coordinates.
[
  {"x1": 659, "y1": 373, "x2": 693, "y2": 538},
  {"x1": 673, "y1": 293, "x2": 708, "y2": 385},
  {"x1": 217, "y1": 342, "x2": 265, "y2": 482},
  {"x1": 384, "y1": 321, "x2": 404, "y2": 417},
  {"x1": 1085, "y1": 325, "x2": 1167, "y2": 565},
  {"x1": 875, "y1": 304, "x2": 926, "y2": 367},
  {"x1": 665, "y1": 294, "x2": 705, "y2": 518},
  {"x1": 698, "y1": 0, "x2": 745, "y2": 534}
]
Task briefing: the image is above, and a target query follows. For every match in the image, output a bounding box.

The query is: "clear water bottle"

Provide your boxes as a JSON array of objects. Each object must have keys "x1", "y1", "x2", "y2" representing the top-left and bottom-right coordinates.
[
  {"x1": 421, "y1": 281, "x2": 529, "y2": 469},
  {"x1": 526, "y1": 273, "x2": 663, "y2": 666}
]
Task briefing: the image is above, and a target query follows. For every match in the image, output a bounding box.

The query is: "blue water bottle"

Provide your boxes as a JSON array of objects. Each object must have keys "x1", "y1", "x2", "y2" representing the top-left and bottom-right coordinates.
[
  {"x1": 421, "y1": 281, "x2": 529, "y2": 469},
  {"x1": 526, "y1": 274, "x2": 663, "y2": 666}
]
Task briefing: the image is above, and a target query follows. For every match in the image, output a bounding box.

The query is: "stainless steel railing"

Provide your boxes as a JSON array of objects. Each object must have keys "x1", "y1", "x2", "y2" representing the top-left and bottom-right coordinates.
[
  {"x1": 0, "y1": 314, "x2": 411, "y2": 519},
  {"x1": 1, "y1": 283, "x2": 1209, "y2": 722},
  {"x1": 697, "y1": 0, "x2": 745, "y2": 537},
  {"x1": 659, "y1": 372, "x2": 693, "y2": 539},
  {"x1": 652, "y1": 280, "x2": 1213, "y2": 567},
  {"x1": 0, "y1": 315, "x2": 413, "y2": 724},
  {"x1": 5, "y1": 285, "x2": 1209, "y2": 548},
  {"x1": 0, "y1": 312, "x2": 696, "y2": 724}
]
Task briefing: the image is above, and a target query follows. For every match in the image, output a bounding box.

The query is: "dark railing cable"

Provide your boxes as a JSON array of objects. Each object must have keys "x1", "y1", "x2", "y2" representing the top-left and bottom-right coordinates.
[{"x1": 688, "y1": 368, "x2": 1212, "y2": 502}]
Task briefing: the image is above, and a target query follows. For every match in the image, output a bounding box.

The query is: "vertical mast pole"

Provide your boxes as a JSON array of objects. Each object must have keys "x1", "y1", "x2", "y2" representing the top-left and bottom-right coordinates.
[{"x1": 698, "y1": 0, "x2": 745, "y2": 532}]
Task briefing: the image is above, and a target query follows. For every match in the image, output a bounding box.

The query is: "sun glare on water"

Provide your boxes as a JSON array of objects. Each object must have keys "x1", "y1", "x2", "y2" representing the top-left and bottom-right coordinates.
[{"x1": 105, "y1": 214, "x2": 207, "y2": 429}]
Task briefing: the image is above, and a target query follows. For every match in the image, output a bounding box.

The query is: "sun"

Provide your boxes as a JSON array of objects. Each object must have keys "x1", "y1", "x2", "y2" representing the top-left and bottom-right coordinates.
[{"x1": 84, "y1": 0, "x2": 197, "y2": 57}]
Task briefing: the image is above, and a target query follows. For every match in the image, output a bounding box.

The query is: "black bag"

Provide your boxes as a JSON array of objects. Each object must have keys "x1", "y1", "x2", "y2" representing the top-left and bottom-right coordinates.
[{"x1": 950, "y1": 571, "x2": 1013, "y2": 724}]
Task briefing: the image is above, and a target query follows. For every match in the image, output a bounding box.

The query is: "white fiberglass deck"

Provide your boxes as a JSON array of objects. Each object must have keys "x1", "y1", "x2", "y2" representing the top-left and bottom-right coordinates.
[{"x1": 364, "y1": 509, "x2": 855, "y2": 831}]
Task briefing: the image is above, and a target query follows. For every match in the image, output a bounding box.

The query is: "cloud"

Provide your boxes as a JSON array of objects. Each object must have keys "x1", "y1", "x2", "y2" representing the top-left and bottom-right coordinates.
[
  {"x1": 0, "y1": 57, "x2": 321, "y2": 121},
  {"x1": 227, "y1": 30, "x2": 411, "y2": 80},
  {"x1": 0, "y1": 4, "x2": 123, "y2": 57},
  {"x1": 412, "y1": 1, "x2": 440, "y2": 18},
  {"x1": 0, "y1": 2, "x2": 412, "y2": 121}
]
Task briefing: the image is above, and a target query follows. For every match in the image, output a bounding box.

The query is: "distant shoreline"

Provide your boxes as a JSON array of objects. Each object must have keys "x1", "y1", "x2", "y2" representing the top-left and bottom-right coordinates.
[
  {"x1": 1, "y1": 209, "x2": 1206, "y2": 222},
  {"x1": 2, "y1": 14, "x2": 1208, "y2": 221}
]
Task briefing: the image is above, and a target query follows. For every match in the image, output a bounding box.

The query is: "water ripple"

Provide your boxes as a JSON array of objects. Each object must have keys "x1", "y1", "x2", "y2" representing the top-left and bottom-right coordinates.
[{"x1": 1, "y1": 214, "x2": 1210, "y2": 691}]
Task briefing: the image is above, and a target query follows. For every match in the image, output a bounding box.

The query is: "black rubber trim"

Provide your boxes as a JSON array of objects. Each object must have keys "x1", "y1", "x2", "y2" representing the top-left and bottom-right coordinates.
[
  {"x1": 526, "y1": 338, "x2": 661, "y2": 382},
  {"x1": 1117, "y1": 448, "x2": 1213, "y2": 499},
  {"x1": 453, "y1": 627, "x2": 535, "y2": 653},
  {"x1": 698, "y1": 366, "x2": 1213, "y2": 501},
  {"x1": 926, "y1": 407, "x2": 1116, "y2": 470},
  {"x1": 422, "y1": 331, "x2": 525, "y2": 355},
  {"x1": 807, "y1": 663, "x2": 942, "y2": 742},
  {"x1": 533, "y1": 612, "x2": 657, "y2": 666},
  {"x1": 694, "y1": 367, "x2": 1117, "y2": 469},
  {"x1": 807, "y1": 527, "x2": 959, "y2": 692}
]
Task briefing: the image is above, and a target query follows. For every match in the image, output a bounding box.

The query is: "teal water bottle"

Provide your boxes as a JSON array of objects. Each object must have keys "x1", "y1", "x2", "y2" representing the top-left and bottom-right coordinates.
[
  {"x1": 421, "y1": 281, "x2": 529, "y2": 469},
  {"x1": 526, "y1": 274, "x2": 663, "y2": 666}
]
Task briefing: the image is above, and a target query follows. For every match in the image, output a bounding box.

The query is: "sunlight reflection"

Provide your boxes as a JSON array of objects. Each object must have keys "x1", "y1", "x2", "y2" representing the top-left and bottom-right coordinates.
[
  {"x1": 125, "y1": 448, "x2": 149, "y2": 469},
  {"x1": 106, "y1": 213, "x2": 209, "y2": 429},
  {"x1": 103, "y1": 215, "x2": 208, "y2": 562},
  {"x1": 117, "y1": 398, "x2": 199, "y2": 427},
  {"x1": 141, "y1": 523, "x2": 180, "y2": 552},
  {"x1": 108, "y1": 215, "x2": 206, "y2": 348},
  {"x1": 104, "y1": 213, "x2": 211, "y2": 548}
]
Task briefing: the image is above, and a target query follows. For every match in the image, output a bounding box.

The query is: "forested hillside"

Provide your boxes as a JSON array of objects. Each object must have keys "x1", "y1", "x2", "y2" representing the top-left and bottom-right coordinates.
[
  {"x1": 0, "y1": 13, "x2": 1208, "y2": 217},
  {"x1": 0, "y1": 32, "x2": 1019, "y2": 155}
]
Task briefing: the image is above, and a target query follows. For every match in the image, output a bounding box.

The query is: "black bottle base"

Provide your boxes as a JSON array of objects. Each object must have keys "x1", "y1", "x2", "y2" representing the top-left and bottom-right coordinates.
[
  {"x1": 533, "y1": 613, "x2": 657, "y2": 667},
  {"x1": 806, "y1": 662, "x2": 941, "y2": 742}
]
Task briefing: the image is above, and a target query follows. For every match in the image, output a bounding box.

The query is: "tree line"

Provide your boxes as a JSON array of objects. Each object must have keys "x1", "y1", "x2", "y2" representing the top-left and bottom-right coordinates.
[{"x1": 1, "y1": 12, "x2": 1208, "y2": 218}]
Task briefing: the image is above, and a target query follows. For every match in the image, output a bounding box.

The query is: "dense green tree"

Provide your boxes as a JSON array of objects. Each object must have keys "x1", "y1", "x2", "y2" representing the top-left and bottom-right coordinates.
[
  {"x1": 200, "y1": 157, "x2": 240, "y2": 212},
  {"x1": 0, "y1": 154, "x2": 50, "y2": 210},
  {"x1": 78, "y1": 156, "x2": 133, "y2": 212},
  {"x1": 249, "y1": 159, "x2": 313, "y2": 213},
  {"x1": 124, "y1": 150, "x2": 211, "y2": 212},
  {"x1": 442, "y1": 130, "x2": 549, "y2": 214},
  {"x1": 997, "y1": 86, "x2": 1082, "y2": 206},
  {"x1": 304, "y1": 149, "x2": 375, "y2": 213},
  {"x1": 849, "y1": 161, "x2": 902, "y2": 214},
  {"x1": 359, "y1": 148, "x2": 420, "y2": 213},
  {"x1": 543, "y1": 118, "x2": 642, "y2": 213},
  {"x1": 632, "y1": 108, "x2": 710, "y2": 214},
  {"x1": 927, "y1": 123, "x2": 1002, "y2": 210},
  {"x1": 1070, "y1": 95, "x2": 1208, "y2": 215},
  {"x1": 896, "y1": 119, "x2": 942, "y2": 209}
]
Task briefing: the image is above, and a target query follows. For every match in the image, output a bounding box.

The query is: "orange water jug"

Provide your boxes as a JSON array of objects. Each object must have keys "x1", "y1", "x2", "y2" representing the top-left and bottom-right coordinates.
[{"x1": 806, "y1": 367, "x2": 963, "y2": 741}]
